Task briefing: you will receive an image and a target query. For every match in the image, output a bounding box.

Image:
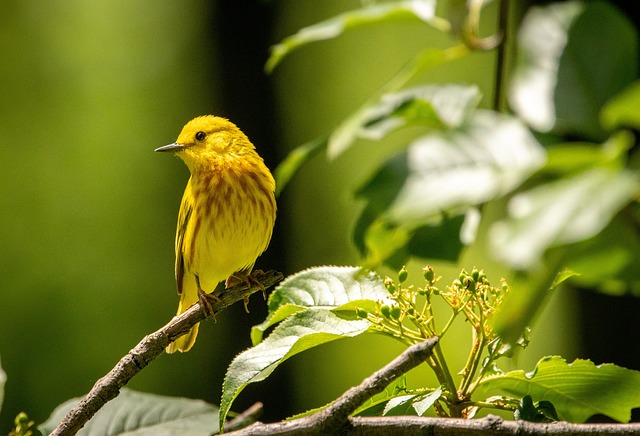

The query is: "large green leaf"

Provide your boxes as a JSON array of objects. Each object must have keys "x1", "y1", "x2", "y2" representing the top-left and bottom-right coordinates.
[
  {"x1": 554, "y1": 1, "x2": 638, "y2": 140},
  {"x1": 355, "y1": 109, "x2": 545, "y2": 265},
  {"x1": 39, "y1": 388, "x2": 219, "y2": 435},
  {"x1": 380, "y1": 110, "x2": 545, "y2": 227},
  {"x1": 509, "y1": 1, "x2": 584, "y2": 132},
  {"x1": 510, "y1": 1, "x2": 638, "y2": 140},
  {"x1": 489, "y1": 167, "x2": 639, "y2": 270},
  {"x1": 251, "y1": 266, "x2": 390, "y2": 344},
  {"x1": 220, "y1": 309, "x2": 372, "y2": 430},
  {"x1": 479, "y1": 356, "x2": 640, "y2": 423},
  {"x1": 265, "y1": 0, "x2": 443, "y2": 73}
]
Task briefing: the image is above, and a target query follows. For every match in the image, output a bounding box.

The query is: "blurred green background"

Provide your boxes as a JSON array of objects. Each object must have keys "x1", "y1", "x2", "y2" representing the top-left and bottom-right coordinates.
[{"x1": 1, "y1": 0, "x2": 636, "y2": 431}]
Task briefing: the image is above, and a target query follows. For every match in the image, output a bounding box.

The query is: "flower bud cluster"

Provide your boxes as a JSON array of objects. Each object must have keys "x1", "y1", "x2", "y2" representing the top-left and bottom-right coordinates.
[{"x1": 370, "y1": 265, "x2": 509, "y2": 342}]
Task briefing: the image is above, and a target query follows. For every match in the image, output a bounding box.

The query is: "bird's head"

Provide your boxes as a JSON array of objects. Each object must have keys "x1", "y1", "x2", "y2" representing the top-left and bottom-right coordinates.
[{"x1": 155, "y1": 115, "x2": 256, "y2": 172}]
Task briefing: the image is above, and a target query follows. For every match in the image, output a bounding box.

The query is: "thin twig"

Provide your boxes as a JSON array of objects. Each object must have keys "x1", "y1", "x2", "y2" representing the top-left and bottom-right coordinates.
[
  {"x1": 49, "y1": 270, "x2": 284, "y2": 436},
  {"x1": 493, "y1": 0, "x2": 510, "y2": 112},
  {"x1": 225, "y1": 337, "x2": 439, "y2": 435},
  {"x1": 224, "y1": 402, "x2": 264, "y2": 433}
]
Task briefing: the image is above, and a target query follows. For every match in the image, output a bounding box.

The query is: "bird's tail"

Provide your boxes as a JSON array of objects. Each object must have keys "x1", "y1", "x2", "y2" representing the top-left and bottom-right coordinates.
[{"x1": 166, "y1": 286, "x2": 200, "y2": 354}]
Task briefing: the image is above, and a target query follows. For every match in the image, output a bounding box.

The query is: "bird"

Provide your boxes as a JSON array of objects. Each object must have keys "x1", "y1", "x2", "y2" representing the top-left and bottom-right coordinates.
[{"x1": 155, "y1": 115, "x2": 276, "y2": 353}]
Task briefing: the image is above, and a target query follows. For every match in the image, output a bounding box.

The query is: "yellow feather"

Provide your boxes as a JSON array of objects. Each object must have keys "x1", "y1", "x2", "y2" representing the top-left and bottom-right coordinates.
[{"x1": 157, "y1": 115, "x2": 276, "y2": 353}]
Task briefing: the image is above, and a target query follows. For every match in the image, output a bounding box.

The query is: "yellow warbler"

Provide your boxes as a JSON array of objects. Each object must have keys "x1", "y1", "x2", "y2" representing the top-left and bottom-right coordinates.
[{"x1": 156, "y1": 115, "x2": 276, "y2": 353}]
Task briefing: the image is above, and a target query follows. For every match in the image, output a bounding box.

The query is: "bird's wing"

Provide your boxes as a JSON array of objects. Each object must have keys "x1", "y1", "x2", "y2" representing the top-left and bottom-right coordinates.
[{"x1": 174, "y1": 190, "x2": 193, "y2": 296}]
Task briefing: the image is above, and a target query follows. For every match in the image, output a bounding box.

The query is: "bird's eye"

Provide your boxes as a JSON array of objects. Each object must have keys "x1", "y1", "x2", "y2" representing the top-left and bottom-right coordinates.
[{"x1": 195, "y1": 131, "x2": 206, "y2": 141}]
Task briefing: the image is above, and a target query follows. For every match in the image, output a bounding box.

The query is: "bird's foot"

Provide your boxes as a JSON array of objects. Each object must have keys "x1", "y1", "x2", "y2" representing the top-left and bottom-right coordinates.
[
  {"x1": 197, "y1": 288, "x2": 220, "y2": 321},
  {"x1": 226, "y1": 270, "x2": 267, "y2": 313}
]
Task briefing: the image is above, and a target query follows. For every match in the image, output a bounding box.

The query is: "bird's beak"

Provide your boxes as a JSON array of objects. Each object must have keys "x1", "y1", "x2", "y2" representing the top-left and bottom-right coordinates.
[{"x1": 155, "y1": 143, "x2": 185, "y2": 152}]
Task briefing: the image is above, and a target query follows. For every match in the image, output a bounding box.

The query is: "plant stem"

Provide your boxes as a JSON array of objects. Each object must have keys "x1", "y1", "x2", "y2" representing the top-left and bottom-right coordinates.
[
  {"x1": 493, "y1": 0, "x2": 510, "y2": 112},
  {"x1": 428, "y1": 342, "x2": 459, "y2": 411},
  {"x1": 460, "y1": 332, "x2": 488, "y2": 398}
]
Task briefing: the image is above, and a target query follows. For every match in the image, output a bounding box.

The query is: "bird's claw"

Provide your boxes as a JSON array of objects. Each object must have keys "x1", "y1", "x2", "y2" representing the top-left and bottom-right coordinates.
[{"x1": 197, "y1": 288, "x2": 219, "y2": 321}]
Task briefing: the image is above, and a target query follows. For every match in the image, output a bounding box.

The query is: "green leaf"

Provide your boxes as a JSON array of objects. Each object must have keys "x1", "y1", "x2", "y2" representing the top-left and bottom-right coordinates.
[
  {"x1": 514, "y1": 395, "x2": 559, "y2": 423},
  {"x1": 385, "y1": 110, "x2": 545, "y2": 226},
  {"x1": 554, "y1": 1, "x2": 638, "y2": 140},
  {"x1": 489, "y1": 168, "x2": 639, "y2": 270},
  {"x1": 383, "y1": 395, "x2": 419, "y2": 416},
  {"x1": 327, "y1": 46, "x2": 469, "y2": 160},
  {"x1": 510, "y1": 1, "x2": 638, "y2": 140},
  {"x1": 359, "y1": 218, "x2": 412, "y2": 268},
  {"x1": 567, "y1": 209, "x2": 640, "y2": 296},
  {"x1": 39, "y1": 388, "x2": 219, "y2": 435},
  {"x1": 354, "y1": 376, "x2": 408, "y2": 416},
  {"x1": 543, "y1": 142, "x2": 608, "y2": 176},
  {"x1": 265, "y1": 0, "x2": 442, "y2": 73},
  {"x1": 601, "y1": 80, "x2": 640, "y2": 131},
  {"x1": 359, "y1": 110, "x2": 545, "y2": 229},
  {"x1": 509, "y1": 1, "x2": 584, "y2": 132},
  {"x1": 354, "y1": 110, "x2": 544, "y2": 266},
  {"x1": 411, "y1": 387, "x2": 442, "y2": 416},
  {"x1": 220, "y1": 309, "x2": 372, "y2": 430},
  {"x1": 479, "y1": 356, "x2": 640, "y2": 423},
  {"x1": 358, "y1": 84, "x2": 482, "y2": 140},
  {"x1": 274, "y1": 137, "x2": 326, "y2": 197},
  {"x1": 355, "y1": 211, "x2": 465, "y2": 268},
  {"x1": 251, "y1": 266, "x2": 390, "y2": 345},
  {"x1": 0, "y1": 357, "x2": 5, "y2": 413},
  {"x1": 381, "y1": 387, "x2": 441, "y2": 417}
]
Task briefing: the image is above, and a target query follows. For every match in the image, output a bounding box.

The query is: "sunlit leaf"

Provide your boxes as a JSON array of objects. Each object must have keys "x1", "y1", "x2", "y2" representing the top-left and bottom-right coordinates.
[
  {"x1": 358, "y1": 84, "x2": 482, "y2": 140},
  {"x1": 510, "y1": 1, "x2": 637, "y2": 140},
  {"x1": 355, "y1": 110, "x2": 544, "y2": 266},
  {"x1": 490, "y1": 168, "x2": 639, "y2": 270},
  {"x1": 379, "y1": 110, "x2": 545, "y2": 227},
  {"x1": 411, "y1": 387, "x2": 442, "y2": 416},
  {"x1": 360, "y1": 218, "x2": 412, "y2": 268},
  {"x1": 509, "y1": 1, "x2": 583, "y2": 132},
  {"x1": 543, "y1": 142, "x2": 607, "y2": 175},
  {"x1": 328, "y1": 47, "x2": 469, "y2": 159},
  {"x1": 355, "y1": 210, "x2": 465, "y2": 268},
  {"x1": 381, "y1": 387, "x2": 441, "y2": 417},
  {"x1": 220, "y1": 310, "x2": 373, "y2": 430},
  {"x1": 251, "y1": 266, "x2": 390, "y2": 344},
  {"x1": 266, "y1": 0, "x2": 442, "y2": 72},
  {"x1": 479, "y1": 356, "x2": 640, "y2": 423},
  {"x1": 601, "y1": 80, "x2": 640, "y2": 131},
  {"x1": 383, "y1": 394, "x2": 419, "y2": 416},
  {"x1": 39, "y1": 389, "x2": 219, "y2": 436}
]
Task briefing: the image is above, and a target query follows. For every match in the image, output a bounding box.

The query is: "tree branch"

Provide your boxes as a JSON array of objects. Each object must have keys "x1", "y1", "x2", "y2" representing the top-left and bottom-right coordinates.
[
  {"x1": 49, "y1": 270, "x2": 284, "y2": 436},
  {"x1": 225, "y1": 337, "x2": 439, "y2": 435},
  {"x1": 225, "y1": 334, "x2": 640, "y2": 435},
  {"x1": 346, "y1": 415, "x2": 640, "y2": 435}
]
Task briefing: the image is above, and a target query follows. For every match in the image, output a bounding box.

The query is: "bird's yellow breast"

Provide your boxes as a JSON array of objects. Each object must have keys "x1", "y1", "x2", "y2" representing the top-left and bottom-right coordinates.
[{"x1": 177, "y1": 156, "x2": 276, "y2": 291}]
